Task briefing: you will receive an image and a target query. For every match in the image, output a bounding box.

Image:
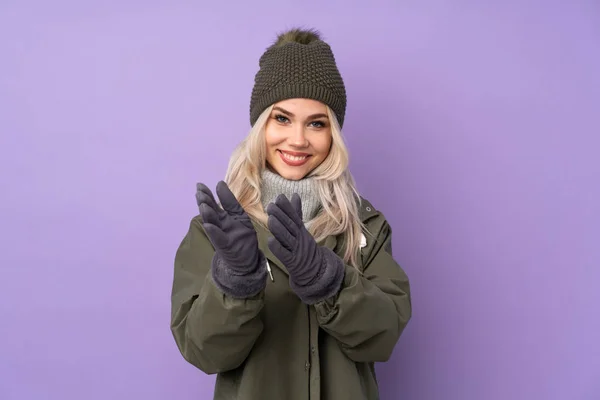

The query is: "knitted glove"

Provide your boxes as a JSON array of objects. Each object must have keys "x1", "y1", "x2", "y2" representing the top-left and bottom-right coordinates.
[
  {"x1": 196, "y1": 181, "x2": 266, "y2": 298},
  {"x1": 266, "y1": 194, "x2": 345, "y2": 304}
]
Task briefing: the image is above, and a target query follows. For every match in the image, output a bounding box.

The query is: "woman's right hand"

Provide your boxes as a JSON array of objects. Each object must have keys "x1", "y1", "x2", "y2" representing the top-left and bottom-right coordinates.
[{"x1": 196, "y1": 181, "x2": 261, "y2": 273}]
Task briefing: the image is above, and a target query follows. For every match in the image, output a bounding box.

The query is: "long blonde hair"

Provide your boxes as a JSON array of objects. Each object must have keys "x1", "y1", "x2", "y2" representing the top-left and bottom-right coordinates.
[{"x1": 224, "y1": 105, "x2": 364, "y2": 268}]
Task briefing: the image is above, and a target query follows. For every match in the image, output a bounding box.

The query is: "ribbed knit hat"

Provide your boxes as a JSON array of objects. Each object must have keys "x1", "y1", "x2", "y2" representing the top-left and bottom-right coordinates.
[{"x1": 249, "y1": 28, "x2": 347, "y2": 127}]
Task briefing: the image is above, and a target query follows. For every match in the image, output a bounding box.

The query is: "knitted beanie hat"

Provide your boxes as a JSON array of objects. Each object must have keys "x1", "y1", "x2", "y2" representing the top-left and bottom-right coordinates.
[{"x1": 249, "y1": 28, "x2": 347, "y2": 127}]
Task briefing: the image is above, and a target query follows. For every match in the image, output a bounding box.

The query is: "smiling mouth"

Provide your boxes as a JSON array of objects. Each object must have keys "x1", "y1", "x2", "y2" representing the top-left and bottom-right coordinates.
[{"x1": 278, "y1": 150, "x2": 311, "y2": 166}]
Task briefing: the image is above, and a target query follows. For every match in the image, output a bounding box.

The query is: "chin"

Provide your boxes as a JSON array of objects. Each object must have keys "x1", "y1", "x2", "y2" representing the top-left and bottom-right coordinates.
[
  {"x1": 280, "y1": 171, "x2": 308, "y2": 181},
  {"x1": 275, "y1": 165, "x2": 309, "y2": 181}
]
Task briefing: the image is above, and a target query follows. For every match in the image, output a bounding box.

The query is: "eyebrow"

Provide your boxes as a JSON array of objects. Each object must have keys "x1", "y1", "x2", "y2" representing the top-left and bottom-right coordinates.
[{"x1": 272, "y1": 106, "x2": 328, "y2": 120}]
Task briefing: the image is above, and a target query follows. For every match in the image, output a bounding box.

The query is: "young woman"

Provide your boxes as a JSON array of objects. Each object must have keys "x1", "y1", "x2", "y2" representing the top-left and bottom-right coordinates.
[{"x1": 170, "y1": 28, "x2": 411, "y2": 400}]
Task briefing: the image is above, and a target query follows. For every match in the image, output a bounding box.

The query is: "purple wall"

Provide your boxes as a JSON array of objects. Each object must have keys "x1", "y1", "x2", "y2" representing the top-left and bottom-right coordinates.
[{"x1": 1, "y1": 1, "x2": 599, "y2": 399}]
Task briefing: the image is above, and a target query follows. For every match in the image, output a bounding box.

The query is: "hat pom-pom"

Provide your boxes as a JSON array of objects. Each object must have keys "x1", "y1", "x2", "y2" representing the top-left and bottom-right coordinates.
[{"x1": 274, "y1": 28, "x2": 322, "y2": 46}]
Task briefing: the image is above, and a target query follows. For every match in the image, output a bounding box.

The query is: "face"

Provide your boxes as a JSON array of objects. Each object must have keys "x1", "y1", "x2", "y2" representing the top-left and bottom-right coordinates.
[{"x1": 264, "y1": 98, "x2": 333, "y2": 181}]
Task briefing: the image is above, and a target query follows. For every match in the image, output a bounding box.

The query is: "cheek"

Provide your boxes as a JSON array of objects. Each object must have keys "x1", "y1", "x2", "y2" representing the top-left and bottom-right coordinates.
[
  {"x1": 313, "y1": 135, "x2": 333, "y2": 158},
  {"x1": 264, "y1": 125, "x2": 284, "y2": 149}
]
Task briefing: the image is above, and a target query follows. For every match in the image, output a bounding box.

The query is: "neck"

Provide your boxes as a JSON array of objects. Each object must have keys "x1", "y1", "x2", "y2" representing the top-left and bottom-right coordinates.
[{"x1": 261, "y1": 169, "x2": 321, "y2": 222}]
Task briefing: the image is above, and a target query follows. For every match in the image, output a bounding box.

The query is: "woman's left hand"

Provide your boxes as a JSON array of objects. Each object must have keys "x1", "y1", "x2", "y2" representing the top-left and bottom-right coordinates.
[{"x1": 266, "y1": 194, "x2": 345, "y2": 303}]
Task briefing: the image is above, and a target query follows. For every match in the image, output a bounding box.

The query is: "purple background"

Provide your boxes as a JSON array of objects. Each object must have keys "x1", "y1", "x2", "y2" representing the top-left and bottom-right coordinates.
[{"x1": 1, "y1": 1, "x2": 599, "y2": 399}]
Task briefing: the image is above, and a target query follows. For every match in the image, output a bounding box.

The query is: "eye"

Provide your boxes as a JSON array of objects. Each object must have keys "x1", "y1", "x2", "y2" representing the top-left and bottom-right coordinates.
[
  {"x1": 309, "y1": 120, "x2": 327, "y2": 128},
  {"x1": 274, "y1": 114, "x2": 290, "y2": 124}
]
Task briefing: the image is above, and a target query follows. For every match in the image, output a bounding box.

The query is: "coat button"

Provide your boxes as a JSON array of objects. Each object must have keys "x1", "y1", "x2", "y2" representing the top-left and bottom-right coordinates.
[
  {"x1": 311, "y1": 346, "x2": 316, "y2": 354},
  {"x1": 305, "y1": 361, "x2": 310, "y2": 371}
]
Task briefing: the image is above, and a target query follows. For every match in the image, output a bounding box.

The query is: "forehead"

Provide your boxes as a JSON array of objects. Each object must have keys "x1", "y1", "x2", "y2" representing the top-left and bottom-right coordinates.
[{"x1": 273, "y1": 98, "x2": 328, "y2": 115}]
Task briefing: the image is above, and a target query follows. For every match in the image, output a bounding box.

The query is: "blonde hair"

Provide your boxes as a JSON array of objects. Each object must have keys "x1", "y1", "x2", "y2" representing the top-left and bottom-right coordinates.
[{"x1": 224, "y1": 105, "x2": 364, "y2": 268}]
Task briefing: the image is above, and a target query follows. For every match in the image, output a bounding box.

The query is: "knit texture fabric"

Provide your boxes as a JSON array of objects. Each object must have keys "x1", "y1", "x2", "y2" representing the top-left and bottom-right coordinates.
[
  {"x1": 250, "y1": 39, "x2": 347, "y2": 127},
  {"x1": 261, "y1": 169, "x2": 321, "y2": 222}
]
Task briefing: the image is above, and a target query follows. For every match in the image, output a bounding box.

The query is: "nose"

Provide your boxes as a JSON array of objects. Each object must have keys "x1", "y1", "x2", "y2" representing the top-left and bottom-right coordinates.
[{"x1": 288, "y1": 125, "x2": 309, "y2": 148}]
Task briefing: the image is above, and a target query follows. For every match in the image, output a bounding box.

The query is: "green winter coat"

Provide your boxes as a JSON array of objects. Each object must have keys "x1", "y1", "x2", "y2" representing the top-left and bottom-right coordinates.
[{"x1": 170, "y1": 197, "x2": 411, "y2": 400}]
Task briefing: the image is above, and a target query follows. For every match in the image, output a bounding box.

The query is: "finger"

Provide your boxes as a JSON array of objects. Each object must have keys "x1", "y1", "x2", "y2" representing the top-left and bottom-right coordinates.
[
  {"x1": 266, "y1": 203, "x2": 298, "y2": 238},
  {"x1": 274, "y1": 194, "x2": 303, "y2": 226},
  {"x1": 267, "y1": 214, "x2": 296, "y2": 251},
  {"x1": 291, "y1": 193, "x2": 303, "y2": 221},
  {"x1": 202, "y1": 223, "x2": 230, "y2": 250},
  {"x1": 196, "y1": 183, "x2": 219, "y2": 210},
  {"x1": 198, "y1": 203, "x2": 221, "y2": 228},
  {"x1": 196, "y1": 192, "x2": 221, "y2": 218},
  {"x1": 216, "y1": 181, "x2": 244, "y2": 215},
  {"x1": 196, "y1": 182, "x2": 217, "y2": 202},
  {"x1": 268, "y1": 236, "x2": 293, "y2": 265}
]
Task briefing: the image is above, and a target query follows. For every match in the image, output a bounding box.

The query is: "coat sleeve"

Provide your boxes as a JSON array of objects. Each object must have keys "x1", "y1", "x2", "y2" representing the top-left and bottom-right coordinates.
[
  {"x1": 314, "y1": 217, "x2": 411, "y2": 363},
  {"x1": 170, "y1": 217, "x2": 265, "y2": 374}
]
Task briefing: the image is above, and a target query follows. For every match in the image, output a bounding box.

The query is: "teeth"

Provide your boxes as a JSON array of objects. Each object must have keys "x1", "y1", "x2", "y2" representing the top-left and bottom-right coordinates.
[{"x1": 282, "y1": 152, "x2": 307, "y2": 161}]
